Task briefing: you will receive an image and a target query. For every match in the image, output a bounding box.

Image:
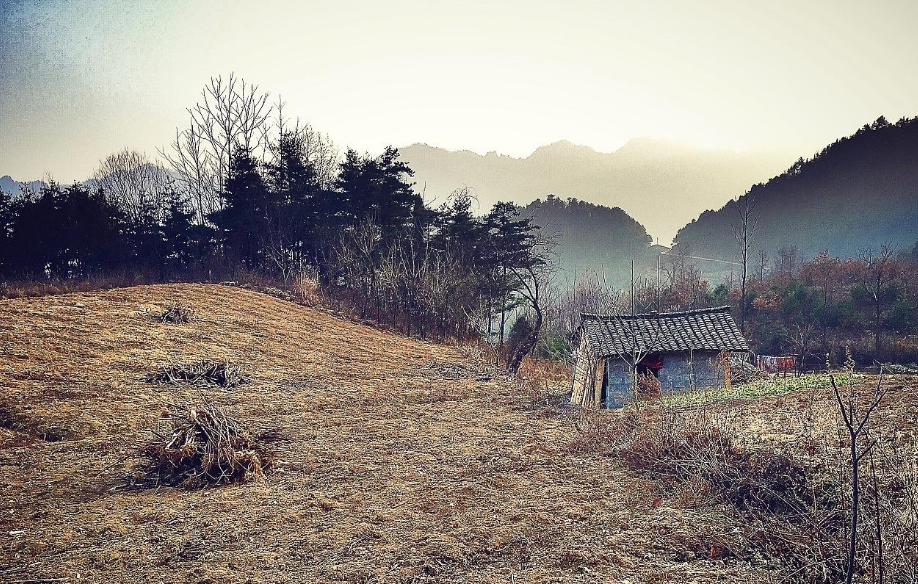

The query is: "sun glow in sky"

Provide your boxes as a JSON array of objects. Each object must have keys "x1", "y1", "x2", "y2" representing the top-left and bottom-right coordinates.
[{"x1": 1, "y1": 0, "x2": 917, "y2": 181}]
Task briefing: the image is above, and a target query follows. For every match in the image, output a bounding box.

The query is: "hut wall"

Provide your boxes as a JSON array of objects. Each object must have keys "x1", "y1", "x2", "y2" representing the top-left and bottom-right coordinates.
[
  {"x1": 657, "y1": 351, "x2": 723, "y2": 394},
  {"x1": 602, "y1": 351, "x2": 726, "y2": 408},
  {"x1": 603, "y1": 359, "x2": 633, "y2": 408}
]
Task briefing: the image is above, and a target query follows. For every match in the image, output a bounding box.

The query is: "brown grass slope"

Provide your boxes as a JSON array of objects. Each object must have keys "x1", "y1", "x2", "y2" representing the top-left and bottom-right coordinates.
[{"x1": 1, "y1": 284, "x2": 771, "y2": 583}]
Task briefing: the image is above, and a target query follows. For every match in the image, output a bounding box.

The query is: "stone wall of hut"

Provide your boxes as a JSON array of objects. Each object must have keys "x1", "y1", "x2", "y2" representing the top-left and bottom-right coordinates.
[{"x1": 603, "y1": 351, "x2": 725, "y2": 408}]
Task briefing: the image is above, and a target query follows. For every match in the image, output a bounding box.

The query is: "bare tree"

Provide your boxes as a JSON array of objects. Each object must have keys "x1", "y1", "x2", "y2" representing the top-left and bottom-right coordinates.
[
  {"x1": 270, "y1": 97, "x2": 340, "y2": 190},
  {"x1": 756, "y1": 248, "x2": 768, "y2": 281},
  {"x1": 94, "y1": 149, "x2": 172, "y2": 224},
  {"x1": 860, "y1": 246, "x2": 898, "y2": 353},
  {"x1": 775, "y1": 246, "x2": 799, "y2": 281},
  {"x1": 505, "y1": 233, "x2": 556, "y2": 373},
  {"x1": 791, "y1": 322, "x2": 815, "y2": 372},
  {"x1": 551, "y1": 270, "x2": 623, "y2": 343},
  {"x1": 161, "y1": 123, "x2": 215, "y2": 225},
  {"x1": 830, "y1": 372, "x2": 888, "y2": 584},
  {"x1": 161, "y1": 74, "x2": 273, "y2": 224},
  {"x1": 732, "y1": 195, "x2": 757, "y2": 333}
]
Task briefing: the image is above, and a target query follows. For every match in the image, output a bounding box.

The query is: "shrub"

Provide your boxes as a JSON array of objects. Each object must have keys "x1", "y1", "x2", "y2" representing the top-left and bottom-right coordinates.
[
  {"x1": 292, "y1": 268, "x2": 321, "y2": 307},
  {"x1": 593, "y1": 407, "x2": 848, "y2": 581}
]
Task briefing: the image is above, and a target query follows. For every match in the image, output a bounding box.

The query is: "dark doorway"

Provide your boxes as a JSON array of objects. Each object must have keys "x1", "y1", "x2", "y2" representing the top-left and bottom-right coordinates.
[{"x1": 637, "y1": 354, "x2": 664, "y2": 378}]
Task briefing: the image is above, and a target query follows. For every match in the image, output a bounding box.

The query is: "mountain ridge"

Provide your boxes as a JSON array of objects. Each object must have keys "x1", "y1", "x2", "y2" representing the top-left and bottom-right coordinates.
[
  {"x1": 400, "y1": 138, "x2": 795, "y2": 244},
  {"x1": 0, "y1": 175, "x2": 47, "y2": 198},
  {"x1": 673, "y1": 116, "x2": 918, "y2": 269}
]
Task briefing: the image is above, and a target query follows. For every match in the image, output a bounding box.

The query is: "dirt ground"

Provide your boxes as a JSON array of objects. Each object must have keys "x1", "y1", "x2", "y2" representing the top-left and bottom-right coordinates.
[{"x1": 0, "y1": 284, "x2": 852, "y2": 583}]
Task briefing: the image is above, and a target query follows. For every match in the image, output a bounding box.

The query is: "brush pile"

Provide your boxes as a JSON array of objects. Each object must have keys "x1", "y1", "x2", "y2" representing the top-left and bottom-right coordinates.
[
  {"x1": 141, "y1": 400, "x2": 273, "y2": 487},
  {"x1": 157, "y1": 303, "x2": 195, "y2": 324},
  {"x1": 146, "y1": 359, "x2": 248, "y2": 388}
]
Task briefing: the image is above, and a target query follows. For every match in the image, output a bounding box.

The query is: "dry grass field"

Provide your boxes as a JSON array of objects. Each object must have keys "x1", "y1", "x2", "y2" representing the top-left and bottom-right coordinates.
[{"x1": 0, "y1": 284, "x2": 914, "y2": 583}]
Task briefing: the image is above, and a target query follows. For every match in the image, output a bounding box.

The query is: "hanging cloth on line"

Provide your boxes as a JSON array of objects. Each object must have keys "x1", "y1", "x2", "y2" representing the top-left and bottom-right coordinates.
[{"x1": 757, "y1": 355, "x2": 796, "y2": 372}]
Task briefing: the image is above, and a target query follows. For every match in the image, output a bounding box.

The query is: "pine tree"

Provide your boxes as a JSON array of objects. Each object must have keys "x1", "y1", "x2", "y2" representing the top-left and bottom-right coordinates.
[
  {"x1": 211, "y1": 149, "x2": 269, "y2": 271},
  {"x1": 162, "y1": 189, "x2": 196, "y2": 275},
  {"x1": 482, "y1": 201, "x2": 542, "y2": 353}
]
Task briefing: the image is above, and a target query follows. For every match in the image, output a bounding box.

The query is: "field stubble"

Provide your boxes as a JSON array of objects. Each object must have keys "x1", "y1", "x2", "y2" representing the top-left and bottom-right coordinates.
[{"x1": 1, "y1": 284, "x2": 913, "y2": 583}]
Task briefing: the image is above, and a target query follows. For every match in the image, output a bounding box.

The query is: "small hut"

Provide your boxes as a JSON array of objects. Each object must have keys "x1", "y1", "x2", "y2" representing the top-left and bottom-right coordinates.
[{"x1": 571, "y1": 306, "x2": 749, "y2": 408}]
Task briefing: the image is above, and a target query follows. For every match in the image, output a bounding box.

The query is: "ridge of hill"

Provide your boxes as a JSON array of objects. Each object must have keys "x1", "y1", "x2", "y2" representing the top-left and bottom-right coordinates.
[
  {"x1": 521, "y1": 195, "x2": 657, "y2": 286},
  {"x1": 673, "y1": 117, "x2": 918, "y2": 264}
]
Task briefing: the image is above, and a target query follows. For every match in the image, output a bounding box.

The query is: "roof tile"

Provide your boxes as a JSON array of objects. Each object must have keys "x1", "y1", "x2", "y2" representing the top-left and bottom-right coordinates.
[{"x1": 579, "y1": 306, "x2": 749, "y2": 357}]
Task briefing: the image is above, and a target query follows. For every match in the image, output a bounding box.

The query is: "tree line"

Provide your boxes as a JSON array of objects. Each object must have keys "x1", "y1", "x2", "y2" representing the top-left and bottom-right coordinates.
[
  {"x1": 0, "y1": 75, "x2": 552, "y2": 371},
  {"x1": 532, "y1": 242, "x2": 918, "y2": 367}
]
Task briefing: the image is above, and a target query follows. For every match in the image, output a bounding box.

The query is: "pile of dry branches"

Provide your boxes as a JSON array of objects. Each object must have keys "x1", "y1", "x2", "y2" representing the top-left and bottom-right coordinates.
[
  {"x1": 146, "y1": 359, "x2": 248, "y2": 388},
  {"x1": 417, "y1": 359, "x2": 492, "y2": 382},
  {"x1": 140, "y1": 400, "x2": 274, "y2": 488},
  {"x1": 157, "y1": 303, "x2": 195, "y2": 324}
]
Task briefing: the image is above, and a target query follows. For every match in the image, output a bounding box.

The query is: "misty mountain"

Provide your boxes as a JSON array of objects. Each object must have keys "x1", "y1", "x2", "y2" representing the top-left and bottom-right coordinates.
[
  {"x1": 521, "y1": 195, "x2": 657, "y2": 288},
  {"x1": 673, "y1": 117, "x2": 918, "y2": 269},
  {"x1": 0, "y1": 176, "x2": 46, "y2": 198},
  {"x1": 400, "y1": 139, "x2": 793, "y2": 245}
]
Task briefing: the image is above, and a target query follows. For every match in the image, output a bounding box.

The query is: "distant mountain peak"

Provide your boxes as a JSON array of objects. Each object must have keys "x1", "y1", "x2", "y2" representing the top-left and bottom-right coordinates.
[
  {"x1": 0, "y1": 175, "x2": 49, "y2": 198},
  {"x1": 399, "y1": 139, "x2": 793, "y2": 244},
  {"x1": 673, "y1": 116, "x2": 918, "y2": 263},
  {"x1": 528, "y1": 140, "x2": 603, "y2": 159}
]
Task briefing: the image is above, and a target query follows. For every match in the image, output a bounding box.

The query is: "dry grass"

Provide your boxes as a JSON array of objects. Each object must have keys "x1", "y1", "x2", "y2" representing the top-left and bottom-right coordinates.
[
  {"x1": 0, "y1": 283, "x2": 778, "y2": 583},
  {"x1": 608, "y1": 376, "x2": 918, "y2": 583}
]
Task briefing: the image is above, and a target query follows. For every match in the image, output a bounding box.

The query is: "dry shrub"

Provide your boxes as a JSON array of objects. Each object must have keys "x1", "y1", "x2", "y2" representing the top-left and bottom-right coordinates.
[
  {"x1": 516, "y1": 356, "x2": 571, "y2": 404},
  {"x1": 869, "y1": 439, "x2": 918, "y2": 581},
  {"x1": 564, "y1": 409, "x2": 636, "y2": 454},
  {"x1": 140, "y1": 400, "x2": 275, "y2": 488},
  {"x1": 573, "y1": 406, "x2": 849, "y2": 581},
  {"x1": 293, "y1": 269, "x2": 321, "y2": 307},
  {"x1": 146, "y1": 359, "x2": 248, "y2": 388},
  {"x1": 636, "y1": 372, "x2": 662, "y2": 400},
  {"x1": 616, "y1": 408, "x2": 825, "y2": 513},
  {"x1": 157, "y1": 302, "x2": 195, "y2": 324}
]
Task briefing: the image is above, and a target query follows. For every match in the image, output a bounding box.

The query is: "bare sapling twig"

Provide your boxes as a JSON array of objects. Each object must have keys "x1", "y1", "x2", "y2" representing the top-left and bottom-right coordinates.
[{"x1": 830, "y1": 369, "x2": 887, "y2": 584}]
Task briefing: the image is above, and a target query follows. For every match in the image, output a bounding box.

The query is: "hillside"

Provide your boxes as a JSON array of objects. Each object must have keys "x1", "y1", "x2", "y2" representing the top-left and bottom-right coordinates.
[
  {"x1": 401, "y1": 139, "x2": 793, "y2": 245},
  {"x1": 674, "y1": 117, "x2": 918, "y2": 265},
  {"x1": 1, "y1": 285, "x2": 917, "y2": 581},
  {"x1": 520, "y1": 195, "x2": 657, "y2": 287},
  {"x1": 0, "y1": 284, "x2": 776, "y2": 583}
]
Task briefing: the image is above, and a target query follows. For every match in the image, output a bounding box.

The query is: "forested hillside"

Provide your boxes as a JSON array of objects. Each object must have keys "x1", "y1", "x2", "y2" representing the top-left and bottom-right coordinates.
[
  {"x1": 674, "y1": 117, "x2": 918, "y2": 264},
  {"x1": 520, "y1": 195, "x2": 656, "y2": 287}
]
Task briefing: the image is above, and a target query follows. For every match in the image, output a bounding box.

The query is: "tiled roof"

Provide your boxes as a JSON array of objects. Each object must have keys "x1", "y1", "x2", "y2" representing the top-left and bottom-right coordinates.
[{"x1": 579, "y1": 306, "x2": 749, "y2": 357}]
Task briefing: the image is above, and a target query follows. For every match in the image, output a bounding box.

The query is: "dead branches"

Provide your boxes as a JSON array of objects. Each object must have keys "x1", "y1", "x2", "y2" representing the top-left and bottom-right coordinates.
[
  {"x1": 156, "y1": 303, "x2": 195, "y2": 324},
  {"x1": 146, "y1": 359, "x2": 248, "y2": 388},
  {"x1": 140, "y1": 400, "x2": 275, "y2": 488}
]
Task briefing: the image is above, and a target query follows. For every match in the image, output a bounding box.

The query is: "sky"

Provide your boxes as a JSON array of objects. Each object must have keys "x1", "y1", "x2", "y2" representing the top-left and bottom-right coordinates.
[{"x1": 1, "y1": 0, "x2": 917, "y2": 182}]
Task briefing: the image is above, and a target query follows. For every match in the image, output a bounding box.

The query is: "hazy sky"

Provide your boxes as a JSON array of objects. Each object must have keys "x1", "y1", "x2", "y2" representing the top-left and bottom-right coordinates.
[{"x1": 1, "y1": 0, "x2": 917, "y2": 182}]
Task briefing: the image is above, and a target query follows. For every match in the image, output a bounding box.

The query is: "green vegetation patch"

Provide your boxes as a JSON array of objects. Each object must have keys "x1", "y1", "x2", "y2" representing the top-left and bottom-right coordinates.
[{"x1": 659, "y1": 373, "x2": 867, "y2": 408}]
